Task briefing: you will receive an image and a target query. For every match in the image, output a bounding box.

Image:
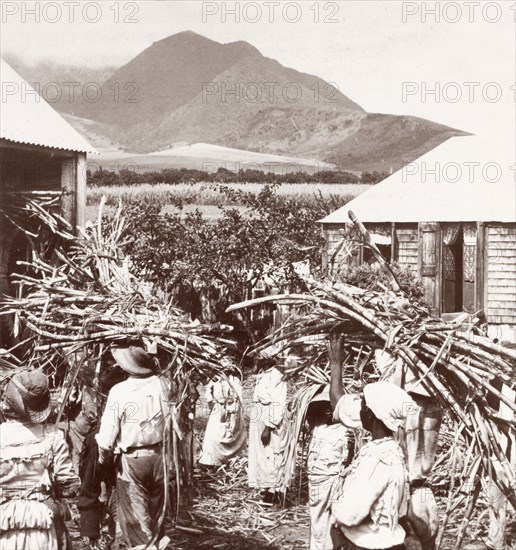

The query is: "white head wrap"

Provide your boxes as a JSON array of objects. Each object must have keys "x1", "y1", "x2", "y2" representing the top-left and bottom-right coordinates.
[
  {"x1": 333, "y1": 393, "x2": 362, "y2": 429},
  {"x1": 363, "y1": 381, "x2": 417, "y2": 432}
]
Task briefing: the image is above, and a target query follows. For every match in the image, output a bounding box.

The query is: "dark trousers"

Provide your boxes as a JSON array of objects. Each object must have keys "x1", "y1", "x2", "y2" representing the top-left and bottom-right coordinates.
[{"x1": 117, "y1": 448, "x2": 166, "y2": 548}]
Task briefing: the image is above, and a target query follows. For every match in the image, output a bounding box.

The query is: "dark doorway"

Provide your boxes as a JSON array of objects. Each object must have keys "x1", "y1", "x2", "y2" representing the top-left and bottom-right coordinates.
[{"x1": 443, "y1": 226, "x2": 463, "y2": 313}]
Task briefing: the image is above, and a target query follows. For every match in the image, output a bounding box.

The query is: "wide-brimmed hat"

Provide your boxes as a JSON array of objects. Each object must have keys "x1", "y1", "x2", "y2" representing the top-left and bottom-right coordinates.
[
  {"x1": 110, "y1": 345, "x2": 158, "y2": 377},
  {"x1": 3, "y1": 371, "x2": 52, "y2": 423}
]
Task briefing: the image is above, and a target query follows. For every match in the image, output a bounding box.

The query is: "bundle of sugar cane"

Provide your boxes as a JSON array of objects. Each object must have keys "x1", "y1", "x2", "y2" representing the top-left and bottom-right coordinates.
[
  {"x1": 276, "y1": 345, "x2": 375, "y2": 491},
  {"x1": 1, "y1": 200, "x2": 234, "y2": 381},
  {"x1": 276, "y1": 384, "x2": 321, "y2": 492},
  {"x1": 228, "y1": 275, "x2": 516, "y2": 520},
  {"x1": 0, "y1": 191, "x2": 75, "y2": 241}
]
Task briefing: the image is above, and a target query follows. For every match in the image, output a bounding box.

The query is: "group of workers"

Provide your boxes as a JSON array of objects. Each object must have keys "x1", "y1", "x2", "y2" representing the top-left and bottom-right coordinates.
[
  {"x1": 199, "y1": 335, "x2": 443, "y2": 550},
  {"x1": 0, "y1": 335, "x2": 506, "y2": 550},
  {"x1": 0, "y1": 344, "x2": 171, "y2": 550}
]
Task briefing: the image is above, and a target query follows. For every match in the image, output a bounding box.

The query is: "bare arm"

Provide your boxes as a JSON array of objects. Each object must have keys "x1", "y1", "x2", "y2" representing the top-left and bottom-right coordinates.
[{"x1": 328, "y1": 333, "x2": 345, "y2": 409}]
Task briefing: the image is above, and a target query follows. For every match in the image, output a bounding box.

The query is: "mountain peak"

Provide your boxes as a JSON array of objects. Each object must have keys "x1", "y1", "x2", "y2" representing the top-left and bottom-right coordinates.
[
  {"x1": 224, "y1": 40, "x2": 261, "y2": 58},
  {"x1": 153, "y1": 30, "x2": 220, "y2": 49},
  {"x1": 59, "y1": 30, "x2": 463, "y2": 170}
]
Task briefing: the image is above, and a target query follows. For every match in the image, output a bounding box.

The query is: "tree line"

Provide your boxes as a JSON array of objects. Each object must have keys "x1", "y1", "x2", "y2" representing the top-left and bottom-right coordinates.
[{"x1": 87, "y1": 166, "x2": 389, "y2": 186}]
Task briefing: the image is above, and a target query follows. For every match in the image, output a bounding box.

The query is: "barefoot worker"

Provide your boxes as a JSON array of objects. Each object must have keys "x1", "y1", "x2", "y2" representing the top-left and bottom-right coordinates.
[
  {"x1": 0, "y1": 370, "x2": 80, "y2": 550},
  {"x1": 248, "y1": 353, "x2": 288, "y2": 503},
  {"x1": 199, "y1": 371, "x2": 246, "y2": 467},
  {"x1": 329, "y1": 335, "x2": 413, "y2": 550},
  {"x1": 96, "y1": 345, "x2": 171, "y2": 549}
]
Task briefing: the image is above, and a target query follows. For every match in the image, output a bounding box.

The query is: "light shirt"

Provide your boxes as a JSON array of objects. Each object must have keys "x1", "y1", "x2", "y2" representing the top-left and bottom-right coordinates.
[
  {"x1": 0, "y1": 421, "x2": 79, "y2": 536},
  {"x1": 332, "y1": 438, "x2": 409, "y2": 549},
  {"x1": 96, "y1": 375, "x2": 169, "y2": 453},
  {"x1": 253, "y1": 367, "x2": 287, "y2": 429},
  {"x1": 308, "y1": 423, "x2": 352, "y2": 481}
]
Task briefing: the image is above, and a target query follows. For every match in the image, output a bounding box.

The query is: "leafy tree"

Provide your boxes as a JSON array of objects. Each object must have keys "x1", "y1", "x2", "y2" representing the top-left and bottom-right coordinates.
[
  {"x1": 339, "y1": 262, "x2": 427, "y2": 305},
  {"x1": 119, "y1": 185, "x2": 345, "y2": 345}
]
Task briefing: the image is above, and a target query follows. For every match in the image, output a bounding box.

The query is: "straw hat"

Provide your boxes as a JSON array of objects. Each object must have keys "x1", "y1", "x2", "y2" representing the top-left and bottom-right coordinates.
[
  {"x1": 3, "y1": 371, "x2": 52, "y2": 423},
  {"x1": 110, "y1": 345, "x2": 158, "y2": 377}
]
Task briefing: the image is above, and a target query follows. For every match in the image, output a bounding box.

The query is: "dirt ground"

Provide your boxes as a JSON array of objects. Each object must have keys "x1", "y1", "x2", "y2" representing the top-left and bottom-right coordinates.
[{"x1": 69, "y1": 376, "x2": 515, "y2": 550}]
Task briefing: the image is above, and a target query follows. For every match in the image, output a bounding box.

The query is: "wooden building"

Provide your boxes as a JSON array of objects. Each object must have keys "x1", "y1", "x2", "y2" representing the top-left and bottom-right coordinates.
[
  {"x1": 320, "y1": 134, "x2": 516, "y2": 343},
  {"x1": 0, "y1": 58, "x2": 95, "y2": 346}
]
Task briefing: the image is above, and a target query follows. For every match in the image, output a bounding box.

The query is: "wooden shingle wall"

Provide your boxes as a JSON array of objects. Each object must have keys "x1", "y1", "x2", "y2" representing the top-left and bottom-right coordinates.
[
  {"x1": 396, "y1": 227, "x2": 419, "y2": 271},
  {"x1": 323, "y1": 224, "x2": 360, "y2": 272},
  {"x1": 485, "y1": 225, "x2": 516, "y2": 324}
]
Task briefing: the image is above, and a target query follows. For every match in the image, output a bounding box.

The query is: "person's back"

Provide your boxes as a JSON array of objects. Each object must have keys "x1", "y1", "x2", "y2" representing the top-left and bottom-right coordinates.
[
  {"x1": 97, "y1": 374, "x2": 166, "y2": 453},
  {"x1": 0, "y1": 371, "x2": 79, "y2": 550},
  {"x1": 96, "y1": 345, "x2": 170, "y2": 549},
  {"x1": 308, "y1": 423, "x2": 351, "y2": 481},
  {"x1": 332, "y1": 437, "x2": 408, "y2": 548},
  {"x1": 199, "y1": 373, "x2": 246, "y2": 467},
  {"x1": 306, "y1": 393, "x2": 354, "y2": 550},
  {"x1": 248, "y1": 361, "x2": 288, "y2": 501},
  {"x1": 1, "y1": 420, "x2": 78, "y2": 499}
]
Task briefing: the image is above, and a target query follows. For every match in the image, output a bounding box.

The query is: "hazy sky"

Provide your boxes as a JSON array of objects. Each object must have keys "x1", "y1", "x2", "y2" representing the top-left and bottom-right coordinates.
[{"x1": 2, "y1": 1, "x2": 514, "y2": 135}]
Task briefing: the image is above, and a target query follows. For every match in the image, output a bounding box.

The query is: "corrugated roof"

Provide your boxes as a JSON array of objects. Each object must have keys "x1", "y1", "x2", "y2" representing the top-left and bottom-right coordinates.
[
  {"x1": 321, "y1": 133, "x2": 516, "y2": 224},
  {"x1": 0, "y1": 58, "x2": 96, "y2": 154}
]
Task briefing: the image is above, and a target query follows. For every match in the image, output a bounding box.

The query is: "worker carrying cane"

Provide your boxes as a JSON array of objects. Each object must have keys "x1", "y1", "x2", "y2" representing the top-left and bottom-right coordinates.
[{"x1": 96, "y1": 344, "x2": 171, "y2": 550}]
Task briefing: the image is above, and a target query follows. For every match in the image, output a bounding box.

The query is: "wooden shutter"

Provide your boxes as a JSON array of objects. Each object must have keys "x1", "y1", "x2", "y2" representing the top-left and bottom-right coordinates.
[
  {"x1": 420, "y1": 223, "x2": 439, "y2": 276},
  {"x1": 418, "y1": 222, "x2": 441, "y2": 313}
]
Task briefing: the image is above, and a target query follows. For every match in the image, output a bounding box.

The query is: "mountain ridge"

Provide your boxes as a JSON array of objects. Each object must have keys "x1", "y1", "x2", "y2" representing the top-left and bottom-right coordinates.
[{"x1": 6, "y1": 31, "x2": 467, "y2": 172}]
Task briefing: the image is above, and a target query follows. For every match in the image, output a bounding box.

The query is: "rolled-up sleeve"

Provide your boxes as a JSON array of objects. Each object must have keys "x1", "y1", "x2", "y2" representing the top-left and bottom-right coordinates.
[{"x1": 332, "y1": 455, "x2": 388, "y2": 527}]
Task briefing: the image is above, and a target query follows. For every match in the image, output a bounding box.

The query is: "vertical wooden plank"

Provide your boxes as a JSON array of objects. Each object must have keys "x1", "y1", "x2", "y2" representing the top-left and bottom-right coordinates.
[
  {"x1": 322, "y1": 227, "x2": 330, "y2": 274},
  {"x1": 436, "y1": 223, "x2": 442, "y2": 316},
  {"x1": 391, "y1": 222, "x2": 398, "y2": 262},
  {"x1": 60, "y1": 156, "x2": 77, "y2": 227},
  {"x1": 418, "y1": 222, "x2": 441, "y2": 314},
  {"x1": 0, "y1": 233, "x2": 13, "y2": 347},
  {"x1": 476, "y1": 222, "x2": 485, "y2": 318},
  {"x1": 76, "y1": 152, "x2": 87, "y2": 230}
]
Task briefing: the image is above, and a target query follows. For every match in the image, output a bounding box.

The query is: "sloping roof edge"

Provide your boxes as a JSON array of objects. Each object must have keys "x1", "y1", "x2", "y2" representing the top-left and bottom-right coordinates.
[
  {"x1": 0, "y1": 58, "x2": 97, "y2": 154},
  {"x1": 320, "y1": 134, "x2": 516, "y2": 225}
]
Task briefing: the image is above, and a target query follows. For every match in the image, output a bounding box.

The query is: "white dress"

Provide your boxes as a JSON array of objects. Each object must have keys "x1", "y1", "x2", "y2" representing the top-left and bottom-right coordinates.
[
  {"x1": 248, "y1": 367, "x2": 287, "y2": 491},
  {"x1": 307, "y1": 423, "x2": 353, "y2": 550},
  {"x1": 0, "y1": 421, "x2": 79, "y2": 550},
  {"x1": 199, "y1": 375, "x2": 246, "y2": 466}
]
